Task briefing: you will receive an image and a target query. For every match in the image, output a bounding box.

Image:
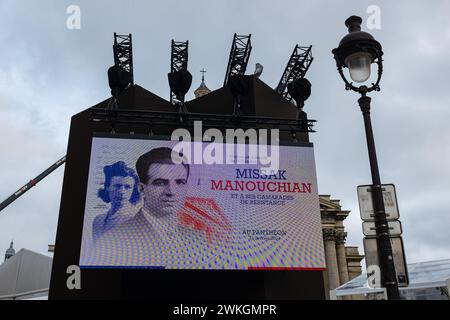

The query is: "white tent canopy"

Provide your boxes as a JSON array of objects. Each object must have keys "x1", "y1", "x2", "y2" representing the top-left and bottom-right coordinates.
[
  {"x1": 335, "y1": 259, "x2": 450, "y2": 297},
  {"x1": 0, "y1": 249, "x2": 52, "y2": 299}
]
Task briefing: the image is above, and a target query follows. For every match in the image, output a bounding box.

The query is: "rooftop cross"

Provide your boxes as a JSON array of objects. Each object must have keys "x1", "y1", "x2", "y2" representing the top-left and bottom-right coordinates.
[{"x1": 200, "y1": 68, "x2": 207, "y2": 83}]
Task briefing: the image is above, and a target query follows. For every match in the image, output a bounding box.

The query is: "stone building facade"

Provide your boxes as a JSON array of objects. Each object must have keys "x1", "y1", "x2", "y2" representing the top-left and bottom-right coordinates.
[{"x1": 320, "y1": 195, "x2": 364, "y2": 299}]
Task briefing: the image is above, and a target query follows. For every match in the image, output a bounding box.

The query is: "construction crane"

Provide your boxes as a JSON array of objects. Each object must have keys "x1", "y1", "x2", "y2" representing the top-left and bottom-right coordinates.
[
  {"x1": 0, "y1": 156, "x2": 66, "y2": 213},
  {"x1": 223, "y1": 33, "x2": 252, "y2": 87},
  {"x1": 275, "y1": 45, "x2": 313, "y2": 103}
]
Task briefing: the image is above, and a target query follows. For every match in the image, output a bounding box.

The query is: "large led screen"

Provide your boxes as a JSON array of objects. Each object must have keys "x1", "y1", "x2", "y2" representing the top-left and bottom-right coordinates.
[{"x1": 79, "y1": 135, "x2": 325, "y2": 270}]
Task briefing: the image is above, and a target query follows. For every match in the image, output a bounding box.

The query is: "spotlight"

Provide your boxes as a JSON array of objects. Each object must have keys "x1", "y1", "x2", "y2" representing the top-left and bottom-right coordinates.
[
  {"x1": 287, "y1": 78, "x2": 311, "y2": 109},
  {"x1": 168, "y1": 69, "x2": 192, "y2": 104},
  {"x1": 108, "y1": 65, "x2": 132, "y2": 97}
]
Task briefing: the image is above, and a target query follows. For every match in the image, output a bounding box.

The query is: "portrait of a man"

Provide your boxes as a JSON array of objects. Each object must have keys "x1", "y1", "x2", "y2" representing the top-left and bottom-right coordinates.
[
  {"x1": 135, "y1": 147, "x2": 189, "y2": 222},
  {"x1": 92, "y1": 147, "x2": 194, "y2": 266}
]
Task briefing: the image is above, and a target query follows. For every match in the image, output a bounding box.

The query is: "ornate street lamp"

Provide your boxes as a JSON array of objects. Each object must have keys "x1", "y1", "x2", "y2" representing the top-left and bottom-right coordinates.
[
  {"x1": 332, "y1": 16, "x2": 401, "y2": 300},
  {"x1": 332, "y1": 15, "x2": 383, "y2": 93}
]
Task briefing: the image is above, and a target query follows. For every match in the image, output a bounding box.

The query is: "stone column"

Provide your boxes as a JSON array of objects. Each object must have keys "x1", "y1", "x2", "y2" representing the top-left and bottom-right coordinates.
[
  {"x1": 346, "y1": 246, "x2": 364, "y2": 281},
  {"x1": 323, "y1": 228, "x2": 340, "y2": 292},
  {"x1": 335, "y1": 232, "x2": 349, "y2": 285}
]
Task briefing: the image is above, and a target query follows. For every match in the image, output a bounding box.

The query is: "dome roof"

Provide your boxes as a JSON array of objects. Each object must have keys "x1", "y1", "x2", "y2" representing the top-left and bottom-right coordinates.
[
  {"x1": 194, "y1": 70, "x2": 211, "y2": 98},
  {"x1": 198, "y1": 80, "x2": 208, "y2": 89},
  {"x1": 5, "y1": 241, "x2": 15, "y2": 257}
]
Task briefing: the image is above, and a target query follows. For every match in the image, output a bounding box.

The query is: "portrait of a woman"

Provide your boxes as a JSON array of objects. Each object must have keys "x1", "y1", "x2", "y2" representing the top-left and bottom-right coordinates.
[{"x1": 93, "y1": 161, "x2": 140, "y2": 242}]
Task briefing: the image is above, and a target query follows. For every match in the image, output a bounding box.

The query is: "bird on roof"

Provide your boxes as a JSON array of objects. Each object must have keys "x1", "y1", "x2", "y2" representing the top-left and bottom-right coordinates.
[{"x1": 254, "y1": 63, "x2": 263, "y2": 78}]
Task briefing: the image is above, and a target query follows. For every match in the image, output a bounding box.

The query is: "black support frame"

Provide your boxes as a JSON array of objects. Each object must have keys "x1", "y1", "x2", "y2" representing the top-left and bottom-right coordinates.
[
  {"x1": 224, "y1": 34, "x2": 252, "y2": 87},
  {"x1": 276, "y1": 45, "x2": 313, "y2": 103},
  {"x1": 170, "y1": 40, "x2": 189, "y2": 104},
  {"x1": 113, "y1": 33, "x2": 134, "y2": 86},
  {"x1": 89, "y1": 108, "x2": 315, "y2": 133}
]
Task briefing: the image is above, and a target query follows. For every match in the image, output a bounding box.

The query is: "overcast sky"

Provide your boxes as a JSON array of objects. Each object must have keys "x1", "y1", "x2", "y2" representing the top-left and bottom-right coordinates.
[{"x1": 1, "y1": 0, "x2": 449, "y2": 268}]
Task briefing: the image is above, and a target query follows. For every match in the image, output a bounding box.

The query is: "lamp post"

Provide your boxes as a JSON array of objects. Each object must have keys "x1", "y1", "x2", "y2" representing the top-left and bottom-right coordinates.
[{"x1": 332, "y1": 15, "x2": 401, "y2": 300}]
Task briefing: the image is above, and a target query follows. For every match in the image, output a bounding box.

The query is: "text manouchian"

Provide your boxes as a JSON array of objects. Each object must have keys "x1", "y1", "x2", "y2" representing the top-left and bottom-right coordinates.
[{"x1": 210, "y1": 180, "x2": 312, "y2": 193}]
